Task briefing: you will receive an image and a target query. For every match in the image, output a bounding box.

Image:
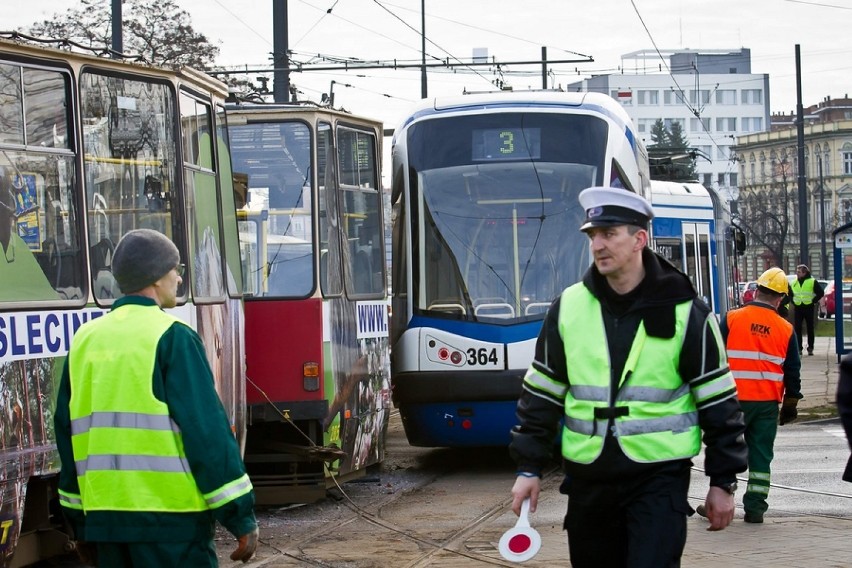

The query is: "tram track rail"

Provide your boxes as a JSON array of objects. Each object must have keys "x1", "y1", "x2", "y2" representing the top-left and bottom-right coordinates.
[{"x1": 232, "y1": 413, "x2": 852, "y2": 566}]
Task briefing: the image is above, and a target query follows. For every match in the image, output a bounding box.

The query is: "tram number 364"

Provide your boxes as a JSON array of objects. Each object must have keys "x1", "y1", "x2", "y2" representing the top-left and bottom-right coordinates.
[{"x1": 467, "y1": 347, "x2": 499, "y2": 366}]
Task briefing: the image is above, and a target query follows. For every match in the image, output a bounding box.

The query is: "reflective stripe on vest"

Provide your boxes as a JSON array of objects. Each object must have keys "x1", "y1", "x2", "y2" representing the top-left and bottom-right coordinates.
[
  {"x1": 68, "y1": 304, "x2": 209, "y2": 513},
  {"x1": 557, "y1": 284, "x2": 701, "y2": 465},
  {"x1": 791, "y1": 278, "x2": 816, "y2": 305},
  {"x1": 726, "y1": 305, "x2": 792, "y2": 402}
]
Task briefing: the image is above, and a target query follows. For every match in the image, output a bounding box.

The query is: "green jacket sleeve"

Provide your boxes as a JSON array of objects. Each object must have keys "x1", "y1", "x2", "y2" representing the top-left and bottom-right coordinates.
[
  {"x1": 54, "y1": 358, "x2": 86, "y2": 539},
  {"x1": 156, "y1": 323, "x2": 257, "y2": 539}
]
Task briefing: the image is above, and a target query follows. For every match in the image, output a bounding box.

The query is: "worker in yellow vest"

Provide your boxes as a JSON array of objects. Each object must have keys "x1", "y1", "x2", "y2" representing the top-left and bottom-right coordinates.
[
  {"x1": 790, "y1": 264, "x2": 823, "y2": 355},
  {"x1": 54, "y1": 229, "x2": 258, "y2": 566}
]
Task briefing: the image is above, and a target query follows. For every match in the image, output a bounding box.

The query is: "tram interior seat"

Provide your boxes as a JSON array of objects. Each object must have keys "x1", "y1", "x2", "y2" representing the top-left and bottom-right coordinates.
[
  {"x1": 427, "y1": 298, "x2": 466, "y2": 315},
  {"x1": 353, "y1": 248, "x2": 372, "y2": 293},
  {"x1": 90, "y1": 237, "x2": 121, "y2": 299},
  {"x1": 473, "y1": 299, "x2": 514, "y2": 319},
  {"x1": 38, "y1": 238, "x2": 83, "y2": 294}
]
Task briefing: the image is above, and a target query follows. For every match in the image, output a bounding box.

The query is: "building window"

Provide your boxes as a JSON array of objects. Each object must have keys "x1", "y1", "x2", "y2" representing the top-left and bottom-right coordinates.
[
  {"x1": 729, "y1": 172, "x2": 738, "y2": 187},
  {"x1": 663, "y1": 118, "x2": 683, "y2": 130},
  {"x1": 741, "y1": 117, "x2": 764, "y2": 132},
  {"x1": 844, "y1": 149, "x2": 852, "y2": 175},
  {"x1": 703, "y1": 173, "x2": 712, "y2": 187},
  {"x1": 664, "y1": 89, "x2": 686, "y2": 105},
  {"x1": 690, "y1": 90, "x2": 710, "y2": 106},
  {"x1": 637, "y1": 118, "x2": 656, "y2": 133},
  {"x1": 637, "y1": 90, "x2": 659, "y2": 105},
  {"x1": 716, "y1": 117, "x2": 737, "y2": 132},
  {"x1": 610, "y1": 90, "x2": 632, "y2": 105},
  {"x1": 750, "y1": 162, "x2": 756, "y2": 183},
  {"x1": 842, "y1": 199, "x2": 852, "y2": 224},
  {"x1": 717, "y1": 173, "x2": 726, "y2": 187},
  {"x1": 696, "y1": 146, "x2": 712, "y2": 160},
  {"x1": 741, "y1": 89, "x2": 763, "y2": 104},
  {"x1": 716, "y1": 90, "x2": 737, "y2": 104},
  {"x1": 689, "y1": 117, "x2": 710, "y2": 132},
  {"x1": 824, "y1": 150, "x2": 831, "y2": 176}
]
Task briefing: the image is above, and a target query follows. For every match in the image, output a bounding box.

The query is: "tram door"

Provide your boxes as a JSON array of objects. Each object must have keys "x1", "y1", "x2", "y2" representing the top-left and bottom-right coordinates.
[{"x1": 682, "y1": 222, "x2": 714, "y2": 312}]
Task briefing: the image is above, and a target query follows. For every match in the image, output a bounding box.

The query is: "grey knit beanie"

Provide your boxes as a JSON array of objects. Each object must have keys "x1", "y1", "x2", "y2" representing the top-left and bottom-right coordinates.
[{"x1": 112, "y1": 229, "x2": 180, "y2": 293}]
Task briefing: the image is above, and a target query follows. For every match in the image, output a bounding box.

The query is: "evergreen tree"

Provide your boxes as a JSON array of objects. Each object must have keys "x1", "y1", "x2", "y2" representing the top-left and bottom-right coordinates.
[
  {"x1": 649, "y1": 119, "x2": 670, "y2": 148},
  {"x1": 668, "y1": 120, "x2": 689, "y2": 152}
]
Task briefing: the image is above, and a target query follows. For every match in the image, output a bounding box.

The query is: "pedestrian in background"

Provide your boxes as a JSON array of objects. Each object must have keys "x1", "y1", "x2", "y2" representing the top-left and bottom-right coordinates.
[
  {"x1": 839, "y1": 354, "x2": 852, "y2": 483},
  {"x1": 791, "y1": 264, "x2": 823, "y2": 356},
  {"x1": 707, "y1": 267, "x2": 801, "y2": 524},
  {"x1": 509, "y1": 187, "x2": 747, "y2": 568},
  {"x1": 54, "y1": 229, "x2": 259, "y2": 567}
]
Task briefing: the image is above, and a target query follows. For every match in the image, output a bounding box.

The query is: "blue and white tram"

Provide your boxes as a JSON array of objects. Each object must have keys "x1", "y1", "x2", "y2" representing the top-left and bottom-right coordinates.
[
  {"x1": 649, "y1": 179, "x2": 732, "y2": 316},
  {"x1": 389, "y1": 91, "x2": 652, "y2": 447}
]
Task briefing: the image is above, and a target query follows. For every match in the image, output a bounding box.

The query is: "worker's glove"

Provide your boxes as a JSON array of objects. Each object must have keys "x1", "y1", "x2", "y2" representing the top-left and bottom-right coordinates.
[
  {"x1": 72, "y1": 540, "x2": 97, "y2": 566},
  {"x1": 230, "y1": 526, "x2": 259, "y2": 563},
  {"x1": 779, "y1": 397, "x2": 799, "y2": 425}
]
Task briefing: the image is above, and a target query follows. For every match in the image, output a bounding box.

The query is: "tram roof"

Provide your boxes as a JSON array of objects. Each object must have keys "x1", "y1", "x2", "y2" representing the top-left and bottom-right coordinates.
[
  {"x1": 650, "y1": 179, "x2": 714, "y2": 211},
  {"x1": 393, "y1": 90, "x2": 633, "y2": 141},
  {"x1": 0, "y1": 36, "x2": 228, "y2": 97}
]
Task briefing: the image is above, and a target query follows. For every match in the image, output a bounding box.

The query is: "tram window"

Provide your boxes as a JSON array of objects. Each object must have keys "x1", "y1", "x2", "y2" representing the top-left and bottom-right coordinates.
[
  {"x1": 0, "y1": 62, "x2": 81, "y2": 304},
  {"x1": 0, "y1": 63, "x2": 24, "y2": 145},
  {"x1": 181, "y1": 91, "x2": 225, "y2": 303},
  {"x1": 24, "y1": 69, "x2": 70, "y2": 149},
  {"x1": 80, "y1": 71, "x2": 185, "y2": 304},
  {"x1": 655, "y1": 238, "x2": 683, "y2": 271},
  {"x1": 338, "y1": 126, "x2": 383, "y2": 296},
  {"x1": 229, "y1": 120, "x2": 314, "y2": 298},
  {"x1": 215, "y1": 108, "x2": 244, "y2": 298},
  {"x1": 318, "y1": 122, "x2": 342, "y2": 297}
]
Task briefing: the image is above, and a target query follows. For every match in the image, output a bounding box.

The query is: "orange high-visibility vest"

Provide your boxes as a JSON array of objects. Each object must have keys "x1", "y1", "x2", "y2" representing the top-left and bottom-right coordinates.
[{"x1": 726, "y1": 305, "x2": 793, "y2": 402}]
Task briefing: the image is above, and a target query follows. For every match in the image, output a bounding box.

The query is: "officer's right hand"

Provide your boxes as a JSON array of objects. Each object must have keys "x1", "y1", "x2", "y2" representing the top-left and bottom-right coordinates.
[
  {"x1": 230, "y1": 526, "x2": 259, "y2": 563},
  {"x1": 703, "y1": 486, "x2": 735, "y2": 531},
  {"x1": 511, "y1": 474, "x2": 540, "y2": 515}
]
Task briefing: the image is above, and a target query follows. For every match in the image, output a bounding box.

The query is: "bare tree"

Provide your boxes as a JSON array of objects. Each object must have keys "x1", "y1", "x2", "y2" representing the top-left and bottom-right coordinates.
[
  {"x1": 24, "y1": 0, "x2": 219, "y2": 69},
  {"x1": 738, "y1": 153, "x2": 796, "y2": 271}
]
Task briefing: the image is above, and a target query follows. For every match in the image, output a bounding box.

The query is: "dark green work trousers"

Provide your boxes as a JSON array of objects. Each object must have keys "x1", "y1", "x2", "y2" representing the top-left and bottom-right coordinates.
[
  {"x1": 95, "y1": 538, "x2": 217, "y2": 567},
  {"x1": 741, "y1": 400, "x2": 779, "y2": 516}
]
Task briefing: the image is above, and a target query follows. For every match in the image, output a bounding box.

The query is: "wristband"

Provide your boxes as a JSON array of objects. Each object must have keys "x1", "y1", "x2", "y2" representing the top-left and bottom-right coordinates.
[{"x1": 517, "y1": 471, "x2": 540, "y2": 478}]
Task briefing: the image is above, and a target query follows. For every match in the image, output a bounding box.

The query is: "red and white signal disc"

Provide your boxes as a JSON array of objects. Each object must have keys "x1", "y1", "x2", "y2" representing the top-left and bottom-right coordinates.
[{"x1": 499, "y1": 498, "x2": 541, "y2": 563}]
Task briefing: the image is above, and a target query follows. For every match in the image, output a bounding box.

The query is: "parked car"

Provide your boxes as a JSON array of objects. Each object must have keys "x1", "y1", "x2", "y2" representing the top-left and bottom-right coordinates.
[
  {"x1": 741, "y1": 281, "x2": 758, "y2": 304},
  {"x1": 818, "y1": 279, "x2": 852, "y2": 318},
  {"x1": 819, "y1": 281, "x2": 833, "y2": 317}
]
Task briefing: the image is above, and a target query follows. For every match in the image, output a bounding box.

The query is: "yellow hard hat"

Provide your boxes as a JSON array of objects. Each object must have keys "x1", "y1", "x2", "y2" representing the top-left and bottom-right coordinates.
[{"x1": 757, "y1": 267, "x2": 789, "y2": 295}]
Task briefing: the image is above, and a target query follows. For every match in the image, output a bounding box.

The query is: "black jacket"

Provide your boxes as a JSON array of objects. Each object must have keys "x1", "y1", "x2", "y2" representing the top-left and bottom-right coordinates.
[
  {"x1": 509, "y1": 248, "x2": 748, "y2": 485},
  {"x1": 838, "y1": 354, "x2": 852, "y2": 482}
]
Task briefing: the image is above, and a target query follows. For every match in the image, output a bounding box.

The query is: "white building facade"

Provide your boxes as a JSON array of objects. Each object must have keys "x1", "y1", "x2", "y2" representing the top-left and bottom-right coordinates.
[{"x1": 566, "y1": 48, "x2": 770, "y2": 202}]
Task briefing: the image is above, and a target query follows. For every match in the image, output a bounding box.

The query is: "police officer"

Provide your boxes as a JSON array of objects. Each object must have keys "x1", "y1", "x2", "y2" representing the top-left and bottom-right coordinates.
[
  {"x1": 791, "y1": 264, "x2": 823, "y2": 356},
  {"x1": 54, "y1": 229, "x2": 259, "y2": 567},
  {"x1": 509, "y1": 187, "x2": 748, "y2": 568},
  {"x1": 701, "y1": 267, "x2": 801, "y2": 524}
]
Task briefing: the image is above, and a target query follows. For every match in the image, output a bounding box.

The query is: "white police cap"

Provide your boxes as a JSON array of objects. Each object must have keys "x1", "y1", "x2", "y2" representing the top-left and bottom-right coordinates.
[{"x1": 578, "y1": 186, "x2": 654, "y2": 232}]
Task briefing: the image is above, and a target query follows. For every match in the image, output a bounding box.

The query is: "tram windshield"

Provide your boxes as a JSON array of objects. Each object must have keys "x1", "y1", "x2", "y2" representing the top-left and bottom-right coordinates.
[
  {"x1": 407, "y1": 112, "x2": 607, "y2": 322},
  {"x1": 229, "y1": 121, "x2": 314, "y2": 298}
]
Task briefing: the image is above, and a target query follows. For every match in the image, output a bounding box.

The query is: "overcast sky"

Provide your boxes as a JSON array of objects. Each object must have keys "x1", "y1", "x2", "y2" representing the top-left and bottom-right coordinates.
[{"x1": 8, "y1": 0, "x2": 852, "y2": 130}]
